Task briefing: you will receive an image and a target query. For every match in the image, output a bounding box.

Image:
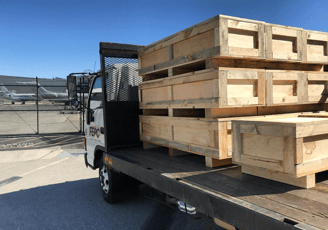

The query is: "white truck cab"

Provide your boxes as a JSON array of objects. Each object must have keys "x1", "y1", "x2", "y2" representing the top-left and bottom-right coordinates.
[{"x1": 84, "y1": 76, "x2": 105, "y2": 169}]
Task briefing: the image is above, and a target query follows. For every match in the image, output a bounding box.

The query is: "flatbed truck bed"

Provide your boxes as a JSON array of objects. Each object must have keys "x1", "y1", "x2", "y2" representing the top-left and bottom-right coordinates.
[{"x1": 103, "y1": 147, "x2": 328, "y2": 230}]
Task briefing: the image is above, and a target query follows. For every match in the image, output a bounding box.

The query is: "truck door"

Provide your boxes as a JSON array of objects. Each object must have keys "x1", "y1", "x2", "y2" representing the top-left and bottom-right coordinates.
[{"x1": 85, "y1": 76, "x2": 105, "y2": 166}]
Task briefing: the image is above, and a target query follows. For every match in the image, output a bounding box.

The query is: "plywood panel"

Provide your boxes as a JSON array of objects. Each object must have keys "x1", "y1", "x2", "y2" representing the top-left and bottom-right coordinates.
[
  {"x1": 172, "y1": 80, "x2": 214, "y2": 100},
  {"x1": 272, "y1": 38, "x2": 294, "y2": 54},
  {"x1": 302, "y1": 134, "x2": 328, "y2": 163},
  {"x1": 307, "y1": 40, "x2": 328, "y2": 62},
  {"x1": 140, "y1": 47, "x2": 169, "y2": 68},
  {"x1": 305, "y1": 32, "x2": 327, "y2": 63},
  {"x1": 142, "y1": 87, "x2": 169, "y2": 102},
  {"x1": 227, "y1": 84, "x2": 254, "y2": 98},
  {"x1": 241, "y1": 133, "x2": 284, "y2": 161},
  {"x1": 172, "y1": 30, "x2": 215, "y2": 58},
  {"x1": 142, "y1": 123, "x2": 169, "y2": 139},
  {"x1": 228, "y1": 29, "x2": 256, "y2": 49},
  {"x1": 308, "y1": 83, "x2": 325, "y2": 97},
  {"x1": 271, "y1": 34, "x2": 298, "y2": 60},
  {"x1": 307, "y1": 42, "x2": 325, "y2": 56},
  {"x1": 173, "y1": 126, "x2": 215, "y2": 148}
]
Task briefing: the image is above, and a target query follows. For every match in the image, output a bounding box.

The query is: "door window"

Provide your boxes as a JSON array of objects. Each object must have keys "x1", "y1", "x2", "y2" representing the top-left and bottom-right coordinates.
[{"x1": 89, "y1": 77, "x2": 103, "y2": 110}]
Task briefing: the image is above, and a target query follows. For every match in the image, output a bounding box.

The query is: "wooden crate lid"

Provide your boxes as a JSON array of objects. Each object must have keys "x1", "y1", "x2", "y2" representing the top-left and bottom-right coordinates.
[{"x1": 233, "y1": 113, "x2": 328, "y2": 138}]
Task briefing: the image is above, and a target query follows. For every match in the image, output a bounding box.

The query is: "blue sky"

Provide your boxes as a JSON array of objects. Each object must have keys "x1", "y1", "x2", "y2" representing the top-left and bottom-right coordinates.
[{"x1": 1, "y1": 0, "x2": 327, "y2": 79}]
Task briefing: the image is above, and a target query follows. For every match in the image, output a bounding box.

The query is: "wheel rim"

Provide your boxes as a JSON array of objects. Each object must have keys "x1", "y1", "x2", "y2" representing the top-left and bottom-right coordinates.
[{"x1": 99, "y1": 164, "x2": 109, "y2": 194}]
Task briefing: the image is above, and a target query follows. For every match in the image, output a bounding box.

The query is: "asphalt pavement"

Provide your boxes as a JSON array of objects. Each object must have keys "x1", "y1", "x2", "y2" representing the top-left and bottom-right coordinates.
[{"x1": 0, "y1": 147, "x2": 224, "y2": 230}]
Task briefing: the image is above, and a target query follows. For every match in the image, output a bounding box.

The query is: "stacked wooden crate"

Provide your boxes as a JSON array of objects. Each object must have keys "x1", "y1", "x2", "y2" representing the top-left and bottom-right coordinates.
[
  {"x1": 232, "y1": 112, "x2": 328, "y2": 188},
  {"x1": 138, "y1": 14, "x2": 328, "y2": 168}
]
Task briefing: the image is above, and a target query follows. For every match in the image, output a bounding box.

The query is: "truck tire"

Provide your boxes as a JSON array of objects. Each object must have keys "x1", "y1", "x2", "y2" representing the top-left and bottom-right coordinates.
[
  {"x1": 99, "y1": 159, "x2": 141, "y2": 204},
  {"x1": 99, "y1": 159, "x2": 116, "y2": 204}
]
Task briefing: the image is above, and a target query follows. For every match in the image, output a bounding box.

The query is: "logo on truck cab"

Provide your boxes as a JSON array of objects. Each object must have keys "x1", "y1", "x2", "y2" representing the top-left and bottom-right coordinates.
[{"x1": 89, "y1": 126, "x2": 101, "y2": 138}]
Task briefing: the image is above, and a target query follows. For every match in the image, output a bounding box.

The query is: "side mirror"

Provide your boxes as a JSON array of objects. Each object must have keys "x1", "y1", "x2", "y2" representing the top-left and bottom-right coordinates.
[
  {"x1": 91, "y1": 110, "x2": 95, "y2": 123},
  {"x1": 86, "y1": 108, "x2": 90, "y2": 124},
  {"x1": 86, "y1": 108, "x2": 95, "y2": 124}
]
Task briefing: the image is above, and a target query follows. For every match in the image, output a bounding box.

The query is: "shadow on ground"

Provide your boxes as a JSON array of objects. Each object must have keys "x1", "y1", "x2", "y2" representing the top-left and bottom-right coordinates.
[{"x1": 0, "y1": 178, "x2": 222, "y2": 230}]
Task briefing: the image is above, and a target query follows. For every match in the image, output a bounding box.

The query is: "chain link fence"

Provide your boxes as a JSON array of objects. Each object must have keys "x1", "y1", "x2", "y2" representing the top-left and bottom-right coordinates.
[{"x1": 0, "y1": 77, "x2": 88, "y2": 137}]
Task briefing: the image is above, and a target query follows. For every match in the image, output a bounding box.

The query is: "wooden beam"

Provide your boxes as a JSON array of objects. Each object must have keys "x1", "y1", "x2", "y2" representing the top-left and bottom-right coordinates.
[
  {"x1": 266, "y1": 72, "x2": 273, "y2": 106},
  {"x1": 232, "y1": 122, "x2": 241, "y2": 163},
  {"x1": 219, "y1": 70, "x2": 228, "y2": 106},
  {"x1": 258, "y1": 23, "x2": 265, "y2": 58},
  {"x1": 219, "y1": 18, "x2": 228, "y2": 55},
  {"x1": 205, "y1": 157, "x2": 232, "y2": 168},
  {"x1": 242, "y1": 166, "x2": 315, "y2": 189},
  {"x1": 295, "y1": 138, "x2": 304, "y2": 164},
  {"x1": 282, "y1": 127, "x2": 295, "y2": 174},
  {"x1": 265, "y1": 25, "x2": 273, "y2": 59},
  {"x1": 169, "y1": 148, "x2": 190, "y2": 156},
  {"x1": 143, "y1": 142, "x2": 161, "y2": 149}
]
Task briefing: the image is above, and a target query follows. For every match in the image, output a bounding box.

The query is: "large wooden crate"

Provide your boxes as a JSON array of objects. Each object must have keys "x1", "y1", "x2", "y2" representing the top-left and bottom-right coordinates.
[
  {"x1": 138, "y1": 15, "x2": 328, "y2": 77},
  {"x1": 266, "y1": 70, "x2": 328, "y2": 106},
  {"x1": 140, "y1": 68, "x2": 328, "y2": 109},
  {"x1": 232, "y1": 113, "x2": 328, "y2": 188},
  {"x1": 140, "y1": 115, "x2": 233, "y2": 166},
  {"x1": 138, "y1": 15, "x2": 266, "y2": 75},
  {"x1": 139, "y1": 113, "x2": 316, "y2": 167},
  {"x1": 139, "y1": 67, "x2": 266, "y2": 109}
]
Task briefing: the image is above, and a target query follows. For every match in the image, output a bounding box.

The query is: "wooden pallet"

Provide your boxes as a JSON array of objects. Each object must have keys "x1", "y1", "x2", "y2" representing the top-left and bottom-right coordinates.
[
  {"x1": 232, "y1": 113, "x2": 328, "y2": 188},
  {"x1": 138, "y1": 15, "x2": 328, "y2": 77}
]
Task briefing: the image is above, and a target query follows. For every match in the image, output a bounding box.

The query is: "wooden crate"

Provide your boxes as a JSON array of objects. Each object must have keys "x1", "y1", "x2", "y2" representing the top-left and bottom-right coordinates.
[
  {"x1": 304, "y1": 30, "x2": 328, "y2": 63},
  {"x1": 266, "y1": 70, "x2": 328, "y2": 106},
  {"x1": 140, "y1": 115, "x2": 233, "y2": 167},
  {"x1": 138, "y1": 15, "x2": 266, "y2": 76},
  {"x1": 232, "y1": 113, "x2": 328, "y2": 188},
  {"x1": 139, "y1": 67, "x2": 266, "y2": 109},
  {"x1": 139, "y1": 15, "x2": 328, "y2": 77},
  {"x1": 140, "y1": 113, "x2": 313, "y2": 167}
]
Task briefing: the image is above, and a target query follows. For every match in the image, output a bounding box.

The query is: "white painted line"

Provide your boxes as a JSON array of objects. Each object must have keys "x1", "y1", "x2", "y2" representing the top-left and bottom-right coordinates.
[{"x1": 20, "y1": 157, "x2": 70, "y2": 177}]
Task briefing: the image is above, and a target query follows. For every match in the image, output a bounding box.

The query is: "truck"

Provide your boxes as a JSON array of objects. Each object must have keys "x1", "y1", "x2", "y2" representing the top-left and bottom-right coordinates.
[{"x1": 83, "y1": 42, "x2": 328, "y2": 230}]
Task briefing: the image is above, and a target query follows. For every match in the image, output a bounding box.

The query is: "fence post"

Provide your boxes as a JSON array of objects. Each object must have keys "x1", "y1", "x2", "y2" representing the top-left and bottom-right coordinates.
[
  {"x1": 82, "y1": 77, "x2": 85, "y2": 136},
  {"x1": 36, "y1": 76, "x2": 39, "y2": 135},
  {"x1": 79, "y1": 78, "x2": 82, "y2": 133}
]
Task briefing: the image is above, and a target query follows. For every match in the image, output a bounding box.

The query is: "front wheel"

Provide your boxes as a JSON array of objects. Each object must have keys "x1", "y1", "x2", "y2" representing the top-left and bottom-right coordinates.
[
  {"x1": 99, "y1": 163, "x2": 110, "y2": 195},
  {"x1": 99, "y1": 159, "x2": 116, "y2": 203},
  {"x1": 98, "y1": 158, "x2": 141, "y2": 204}
]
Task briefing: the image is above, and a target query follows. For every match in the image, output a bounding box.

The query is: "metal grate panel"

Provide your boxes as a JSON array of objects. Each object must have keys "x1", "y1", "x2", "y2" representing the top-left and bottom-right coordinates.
[{"x1": 104, "y1": 57, "x2": 141, "y2": 102}]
